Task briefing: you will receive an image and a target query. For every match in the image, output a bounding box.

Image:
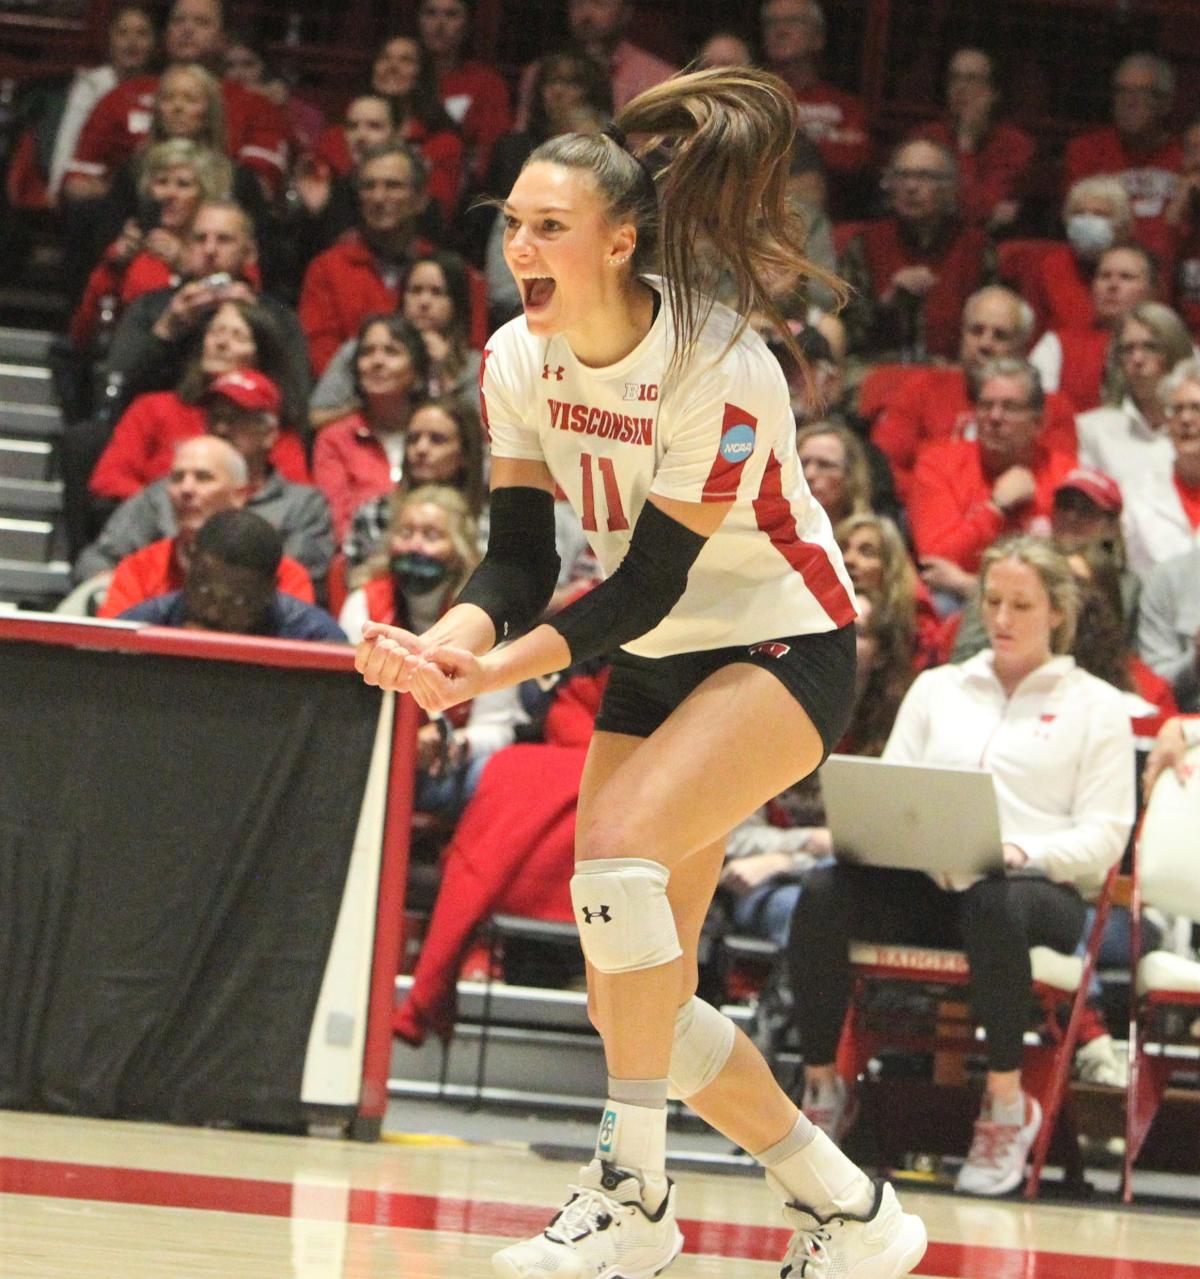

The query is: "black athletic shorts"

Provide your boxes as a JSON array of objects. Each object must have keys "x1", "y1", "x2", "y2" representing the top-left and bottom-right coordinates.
[{"x1": 594, "y1": 622, "x2": 857, "y2": 761}]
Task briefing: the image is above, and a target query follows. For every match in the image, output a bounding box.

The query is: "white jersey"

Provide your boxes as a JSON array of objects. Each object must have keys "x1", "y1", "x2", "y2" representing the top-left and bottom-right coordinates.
[{"x1": 480, "y1": 280, "x2": 856, "y2": 658}]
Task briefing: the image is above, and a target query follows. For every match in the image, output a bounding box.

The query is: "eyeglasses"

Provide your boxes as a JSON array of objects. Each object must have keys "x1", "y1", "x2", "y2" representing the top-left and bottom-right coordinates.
[
  {"x1": 884, "y1": 167, "x2": 955, "y2": 185},
  {"x1": 1165, "y1": 401, "x2": 1200, "y2": 419},
  {"x1": 976, "y1": 399, "x2": 1036, "y2": 416}
]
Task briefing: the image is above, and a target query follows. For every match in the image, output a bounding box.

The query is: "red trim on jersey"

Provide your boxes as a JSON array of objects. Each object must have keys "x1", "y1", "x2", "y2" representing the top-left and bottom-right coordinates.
[
  {"x1": 702, "y1": 403, "x2": 758, "y2": 502},
  {"x1": 477, "y1": 347, "x2": 492, "y2": 440},
  {"x1": 753, "y1": 451, "x2": 857, "y2": 626}
]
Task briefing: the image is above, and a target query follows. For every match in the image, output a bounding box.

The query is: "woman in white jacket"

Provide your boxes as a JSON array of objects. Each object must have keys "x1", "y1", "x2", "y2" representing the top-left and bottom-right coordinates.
[{"x1": 788, "y1": 535, "x2": 1135, "y2": 1197}]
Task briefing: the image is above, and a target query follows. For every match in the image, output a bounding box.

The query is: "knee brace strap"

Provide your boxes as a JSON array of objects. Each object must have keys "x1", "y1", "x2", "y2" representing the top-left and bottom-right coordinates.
[
  {"x1": 667, "y1": 996, "x2": 737, "y2": 1100},
  {"x1": 569, "y1": 857, "x2": 682, "y2": 974}
]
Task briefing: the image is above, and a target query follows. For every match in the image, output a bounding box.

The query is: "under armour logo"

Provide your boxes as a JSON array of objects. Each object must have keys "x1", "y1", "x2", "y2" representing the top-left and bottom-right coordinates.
[
  {"x1": 543, "y1": 364, "x2": 565, "y2": 380},
  {"x1": 581, "y1": 905, "x2": 611, "y2": 924}
]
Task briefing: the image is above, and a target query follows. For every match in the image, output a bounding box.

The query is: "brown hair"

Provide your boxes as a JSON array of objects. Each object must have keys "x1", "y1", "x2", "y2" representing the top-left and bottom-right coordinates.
[
  {"x1": 844, "y1": 592, "x2": 915, "y2": 757},
  {"x1": 796, "y1": 421, "x2": 872, "y2": 520},
  {"x1": 526, "y1": 66, "x2": 844, "y2": 381}
]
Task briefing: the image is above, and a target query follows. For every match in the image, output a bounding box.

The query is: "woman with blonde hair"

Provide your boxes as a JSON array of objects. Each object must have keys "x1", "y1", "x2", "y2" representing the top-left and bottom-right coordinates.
[
  {"x1": 796, "y1": 420, "x2": 873, "y2": 526},
  {"x1": 357, "y1": 65, "x2": 926, "y2": 1279},
  {"x1": 790, "y1": 534, "x2": 1135, "y2": 1196}
]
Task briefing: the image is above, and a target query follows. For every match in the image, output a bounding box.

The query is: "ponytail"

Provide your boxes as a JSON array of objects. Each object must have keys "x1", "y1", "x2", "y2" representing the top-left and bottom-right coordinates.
[{"x1": 527, "y1": 66, "x2": 845, "y2": 380}]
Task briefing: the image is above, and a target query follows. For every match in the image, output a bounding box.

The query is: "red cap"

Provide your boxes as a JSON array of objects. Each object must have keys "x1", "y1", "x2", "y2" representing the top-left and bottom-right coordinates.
[
  {"x1": 1054, "y1": 466, "x2": 1123, "y2": 515},
  {"x1": 207, "y1": 368, "x2": 281, "y2": 417}
]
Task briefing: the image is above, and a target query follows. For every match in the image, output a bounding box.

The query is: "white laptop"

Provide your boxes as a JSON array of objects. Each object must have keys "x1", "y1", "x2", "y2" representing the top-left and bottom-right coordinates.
[{"x1": 820, "y1": 754, "x2": 1005, "y2": 877}]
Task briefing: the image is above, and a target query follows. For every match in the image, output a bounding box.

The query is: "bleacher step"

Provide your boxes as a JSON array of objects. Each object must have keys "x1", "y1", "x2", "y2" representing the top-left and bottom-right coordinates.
[
  {"x1": 0, "y1": 557, "x2": 72, "y2": 603},
  {"x1": 0, "y1": 328, "x2": 55, "y2": 364},
  {"x1": 0, "y1": 363, "x2": 57, "y2": 407},
  {"x1": 0, "y1": 477, "x2": 63, "y2": 515},
  {"x1": 0, "y1": 438, "x2": 53, "y2": 481},
  {"x1": 0, "y1": 402, "x2": 63, "y2": 438}
]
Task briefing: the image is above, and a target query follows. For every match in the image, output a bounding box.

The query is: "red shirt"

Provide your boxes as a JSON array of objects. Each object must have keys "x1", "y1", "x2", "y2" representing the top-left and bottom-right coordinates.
[
  {"x1": 872, "y1": 366, "x2": 1078, "y2": 500},
  {"x1": 89, "y1": 390, "x2": 310, "y2": 501},
  {"x1": 908, "y1": 438, "x2": 1078, "y2": 572},
  {"x1": 440, "y1": 60, "x2": 511, "y2": 184},
  {"x1": 312, "y1": 117, "x2": 463, "y2": 225},
  {"x1": 916, "y1": 119, "x2": 1035, "y2": 228},
  {"x1": 1174, "y1": 473, "x2": 1200, "y2": 529},
  {"x1": 1003, "y1": 240, "x2": 1095, "y2": 336},
  {"x1": 66, "y1": 76, "x2": 288, "y2": 193},
  {"x1": 792, "y1": 81, "x2": 871, "y2": 175},
  {"x1": 1054, "y1": 328, "x2": 1112, "y2": 413},
  {"x1": 297, "y1": 230, "x2": 487, "y2": 374},
  {"x1": 1063, "y1": 128, "x2": 1182, "y2": 264},
  {"x1": 311, "y1": 411, "x2": 395, "y2": 541},
  {"x1": 99, "y1": 535, "x2": 314, "y2": 618},
  {"x1": 856, "y1": 218, "x2": 991, "y2": 358}
]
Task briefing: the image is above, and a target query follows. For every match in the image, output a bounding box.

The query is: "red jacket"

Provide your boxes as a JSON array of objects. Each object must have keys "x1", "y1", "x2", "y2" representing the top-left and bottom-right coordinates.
[
  {"x1": 908, "y1": 438, "x2": 1078, "y2": 572},
  {"x1": 313, "y1": 117, "x2": 463, "y2": 225},
  {"x1": 872, "y1": 366, "x2": 1078, "y2": 500},
  {"x1": 311, "y1": 411, "x2": 395, "y2": 541},
  {"x1": 99, "y1": 535, "x2": 314, "y2": 618},
  {"x1": 298, "y1": 230, "x2": 488, "y2": 373},
  {"x1": 1004, "y1": 240, "x2": 1095, "y2": 336},
  {"x1": 1063, "y1": 128, "x2": 1182, "y2": 264},
  {"x1": 89, "y1": 390, "x2": 310, "y2": 501},
  {"x1": 856, "y1": 218, "x2": 991, "y2": 358},
  {"x1": 66, "y1": 76, "x2": 288, "y2": 193},
  {"x1": 1053, "y1": 328, "x2": 1112, "y2": 413},
  {"x1": 916, "y1": 119, "x2": 1035, "y2": 228},
  {"x1": 792, "y1": 81, "x2": 871, "y2": 174},
  {"x1": 440, "y1": 60, "x2": 511, "y2": 184}
]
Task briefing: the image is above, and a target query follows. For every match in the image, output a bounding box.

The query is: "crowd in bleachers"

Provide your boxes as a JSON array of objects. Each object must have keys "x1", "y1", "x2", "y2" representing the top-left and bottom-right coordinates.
[{"x1": 4, "y1": 0, "x2": 1200, "y2": 1193}]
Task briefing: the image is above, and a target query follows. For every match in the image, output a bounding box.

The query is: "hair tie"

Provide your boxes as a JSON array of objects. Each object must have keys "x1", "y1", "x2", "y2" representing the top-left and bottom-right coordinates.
[{"x1": 601, "y1": 121, "x2": 629, "y2": 151}]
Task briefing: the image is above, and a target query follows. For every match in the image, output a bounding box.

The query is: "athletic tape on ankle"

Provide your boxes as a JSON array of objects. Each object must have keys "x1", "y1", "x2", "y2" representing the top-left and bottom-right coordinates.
[
  {"x1": 667, "y1": 995, "x2": 736, "y2": 1100},
  {"x1": 570, "y1": 858, "x2": 682, "y2": 974}
]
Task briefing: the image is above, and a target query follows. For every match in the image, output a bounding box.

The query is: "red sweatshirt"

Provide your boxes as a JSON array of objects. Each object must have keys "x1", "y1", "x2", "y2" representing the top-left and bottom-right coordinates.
[
  {"x1": 916, "y1": 119, "x2": 1035, "y2": 228},
  {"x1": 792, "y1": 82, "x2": 871, "y2": 175}
]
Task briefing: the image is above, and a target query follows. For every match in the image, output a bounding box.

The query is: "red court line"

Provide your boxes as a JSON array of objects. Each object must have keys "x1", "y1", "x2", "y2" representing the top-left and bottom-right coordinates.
[{"x1": 1, "y1": 1155, "x2": 1195, "y2": 1279}]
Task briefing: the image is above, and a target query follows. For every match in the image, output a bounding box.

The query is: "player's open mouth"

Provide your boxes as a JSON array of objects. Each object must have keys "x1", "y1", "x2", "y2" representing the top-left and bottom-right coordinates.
[{"x1": 521, "y1": 277, "x2": 556, "y2": 311}]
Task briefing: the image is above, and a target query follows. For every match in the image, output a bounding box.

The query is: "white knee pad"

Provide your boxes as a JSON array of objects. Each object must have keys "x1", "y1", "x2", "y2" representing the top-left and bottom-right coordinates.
[
  {"x1": 570, "y1": 857, "x2": 682, "y2": 974},
  {"x1": 667, "y1": 996, "x2": 737, "y2": 1100}
]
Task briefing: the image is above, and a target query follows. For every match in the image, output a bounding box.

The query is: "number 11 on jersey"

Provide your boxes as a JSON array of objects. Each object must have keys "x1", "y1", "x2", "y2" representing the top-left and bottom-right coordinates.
[{"x1": 579, "y1": 452, "x2": 630, "y2": 533}]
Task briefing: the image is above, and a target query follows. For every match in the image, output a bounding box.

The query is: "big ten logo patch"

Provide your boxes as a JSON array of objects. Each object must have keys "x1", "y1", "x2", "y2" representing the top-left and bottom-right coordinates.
[
  {"x1": 623, "y1": 382, "x2": 658, "y2": 402},
  {"x1": 598, "y1": 1108, "x2": 617, "y2": 1153}
]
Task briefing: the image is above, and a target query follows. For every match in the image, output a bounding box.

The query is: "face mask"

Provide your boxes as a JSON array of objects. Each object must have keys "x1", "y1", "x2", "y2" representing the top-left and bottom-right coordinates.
[
  {"x1": 391, "y1": 550, "x2": 450, "y2": 596},
  {"x1": 1066, "y1": 213, "x2": 1116, "y2": 260}
]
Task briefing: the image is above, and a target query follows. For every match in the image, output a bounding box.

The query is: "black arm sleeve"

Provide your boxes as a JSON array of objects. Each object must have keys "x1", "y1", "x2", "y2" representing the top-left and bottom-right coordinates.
[
  {"x1": 548, "y1": 499, "x2": 707, "y2": 665},
  {"x1": 456, "y1": 485, "x2": 561, "y2": 641}
]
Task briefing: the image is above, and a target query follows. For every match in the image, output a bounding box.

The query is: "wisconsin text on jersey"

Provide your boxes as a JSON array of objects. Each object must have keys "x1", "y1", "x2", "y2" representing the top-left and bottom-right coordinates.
[{"x1": 547, "y1": 399, "x2": 654, "y2": 445}]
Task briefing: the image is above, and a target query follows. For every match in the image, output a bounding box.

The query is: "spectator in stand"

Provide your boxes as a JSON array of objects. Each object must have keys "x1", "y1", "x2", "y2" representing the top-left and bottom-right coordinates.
[
  {"x1": 1166, "y1": 118, "x2": 1200, "y2": 338},
  {"x1": 312, "y1": 315, "x2": 431, "y2": 541},
  {"x1": 1077, "y1": 303, "x2": 1194, "y2": 492},
  {"x1": 96, "y1": 435, "x2": 313, "y2": 618},
  {"x1": 1007, "y1": 178, "x2": 1134, "y2": 337},
  {"x1": 342, "y1": 397, "x2": 487, "y2": 571},
  {"x1": 514, "y1": 0, "x2": 676, "y2": 129},
  {"x1": 62, "y1": 0, "x2": 286, "y2": 200},
  {"x1": 696, "y1": 30, "x2": 753, "y2": 70},
  {"x1": 77, "y1": 370, "x2": 333, "y2": 591},
  {"x1": 760, "y1": 0, "x2": 870, "y2": 186},
  {"x1": 796, "y1": 422, "x2": 873, "y2": 526},
  {"x1": 837, "y1": 513, "x2": 942, "y2": 671},
  {"x1": 873, "y1": 286, "x2": 1078, "y2": 501},
  {"x1": 908, "y1": 358, "x2": 1078, "y2": 587},
  {"x1": 311, "y1": 251, "x2": 483, "y2": 425},
  {"x1": 1138, "y1": 547, "x2": 1200, "y2": 713},
  {"x1": 1063, "y1": 53, "x2": 1182, "y2": 265},
  {"x1": 223, "y1": 32, "x2": 325, "y2": 158},
  {"x1": 299, "y1": 143, "x2": 486, "y2": 374},
  {"x1": 90, "y1": 300, "x2": 310, "y2": 506},
  {"x1": 120, "y1": 509, "x2": 344, "y2": 640},
  {"x1": 100, "y1": 199, "x2": 310, "y2": 403},
  {"x1": 70, "y1": 139, "x2": 229, "y2": 351},
  {"x1": 840, "y1": 139, "x2": 992, "y2": 360},
  {"x1": 46, "y1": 4, "x2": 158, "y2": 204},
  {"x1": 789, "y1": 536, "x2": 1135, "y2": 1193},
  {"x1": 914, "y1": 48, "x2": 1033, "y2": 233},
  {"x1": 479, "y1": 53, "x2": 611, "y2": 317},
  {"x1": 1123, "y1": 357, "x2": 1200, "y2": 578},
  {"x1": 313, "y1": 36, "x2": 462, "y2": 228},
  {"x1": 1028, "y1": 243, "x2": 1157, "y2": 412},
  {"x1": 418, "y1": 0, "x2": 511, "y2": 187}
]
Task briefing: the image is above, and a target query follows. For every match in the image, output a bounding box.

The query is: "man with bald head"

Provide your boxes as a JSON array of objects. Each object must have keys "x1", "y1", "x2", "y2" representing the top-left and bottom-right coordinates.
[
  {"x1": 94, "y1": 435, "x2": 314, "y2": 618},
  {"x1": 873, "y1": 286, "x2": 1079, "y2": 498},
  {"x1": 840, "y1": 138, "x2": 993, "y2": 359}
]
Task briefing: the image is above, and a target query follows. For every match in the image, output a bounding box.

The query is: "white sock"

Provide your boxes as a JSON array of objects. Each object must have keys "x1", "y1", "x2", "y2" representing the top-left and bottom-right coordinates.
[
  {"x1": 990, "y1": 1091, "x2": 1026, "y2": 1126},
  {"x1": 758, "y1": 1116, "x2": 874, "y2": 1218}
]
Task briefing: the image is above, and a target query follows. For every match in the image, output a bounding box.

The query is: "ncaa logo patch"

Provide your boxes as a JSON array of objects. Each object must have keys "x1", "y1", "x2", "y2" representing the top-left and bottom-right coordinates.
[{"x1": 719, "y1": 423, "x2": 755, "y2": 464}]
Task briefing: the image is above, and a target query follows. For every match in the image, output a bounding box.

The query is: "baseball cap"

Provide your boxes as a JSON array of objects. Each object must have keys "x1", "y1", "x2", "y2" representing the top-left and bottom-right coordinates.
[
  {"x1": 207, "y1": 368, "x2": 281, "y2": 418},
  {"x1": 1054, "y1": 467, "x2": 1123, "y2": 515}
]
